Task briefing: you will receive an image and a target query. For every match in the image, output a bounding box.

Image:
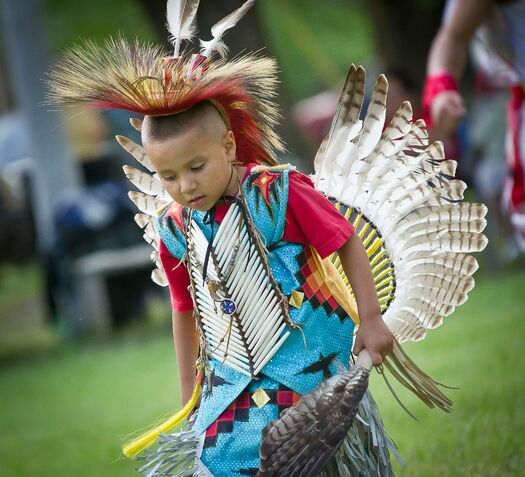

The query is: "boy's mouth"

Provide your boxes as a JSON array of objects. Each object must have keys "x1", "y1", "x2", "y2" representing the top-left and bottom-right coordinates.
[{"x1": 188, "y1": 195, "x2": 206, "y2": 207}]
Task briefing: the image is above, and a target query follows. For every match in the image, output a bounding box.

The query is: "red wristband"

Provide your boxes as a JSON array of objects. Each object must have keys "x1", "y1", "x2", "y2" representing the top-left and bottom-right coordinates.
[{"x1": 422, "y1": 72, "x2": 459, "y2": 125}]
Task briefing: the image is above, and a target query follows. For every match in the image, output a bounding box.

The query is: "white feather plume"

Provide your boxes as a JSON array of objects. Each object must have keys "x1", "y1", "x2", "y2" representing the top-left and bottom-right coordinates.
[
  {"x1": 200, "y1": 0, "x2": 255, "y2": 58},
  {"x1": 166, "y1": 0, "x2": 201, "y2": 57}
]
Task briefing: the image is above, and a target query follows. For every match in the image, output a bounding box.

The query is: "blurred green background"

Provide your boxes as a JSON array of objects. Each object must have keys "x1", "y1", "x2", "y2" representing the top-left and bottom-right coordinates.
[{"x1": 1, "y1": 1, "x2": 524, "y2": 476}]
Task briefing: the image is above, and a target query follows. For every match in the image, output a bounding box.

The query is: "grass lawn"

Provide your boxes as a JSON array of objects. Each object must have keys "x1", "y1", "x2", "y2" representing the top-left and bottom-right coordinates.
[
  {"x1": 1, "y1": 269, "x2": 524, "y2": 476},
  {"x1": 372, "y1": 269, "x2": 525, "y2": 476}
]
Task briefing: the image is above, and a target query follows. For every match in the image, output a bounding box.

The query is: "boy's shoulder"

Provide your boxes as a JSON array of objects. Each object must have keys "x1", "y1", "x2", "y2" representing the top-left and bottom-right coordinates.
[
  {"x1": 244, "y1": 162, "x2": 297, "y2": 195},
  {"x1": 250, "y1": 163, "x2": 317, "y2": 192},
  {"x1": 249, "y1": 163, "x2": 312, "y2": 186},
  {"x1": 156, "y1": 201, "x2": 187, "y2": 259},
  {"x1": 158, "y1": 201, "x2": 185, "y2": 230}
]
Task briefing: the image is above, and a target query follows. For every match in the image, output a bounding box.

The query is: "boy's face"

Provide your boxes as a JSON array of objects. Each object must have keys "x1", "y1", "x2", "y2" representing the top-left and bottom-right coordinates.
[{"x1": 143, "y1": 124, "x2": 237, "y2": 211}]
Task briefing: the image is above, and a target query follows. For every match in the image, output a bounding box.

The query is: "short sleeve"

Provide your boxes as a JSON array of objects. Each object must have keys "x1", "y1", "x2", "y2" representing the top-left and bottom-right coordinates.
[
  {"x1": 284, "y1": 171, "x2": 354, "y2": 258},
  {"x1": 159, "y1": 239, "x2": 193, "y2": 312}
]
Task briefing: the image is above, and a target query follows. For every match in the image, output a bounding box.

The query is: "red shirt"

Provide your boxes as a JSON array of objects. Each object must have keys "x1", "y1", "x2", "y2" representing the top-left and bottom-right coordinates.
[{"x1": 160, "y1": 165, "x2": 354, "y2": 312}]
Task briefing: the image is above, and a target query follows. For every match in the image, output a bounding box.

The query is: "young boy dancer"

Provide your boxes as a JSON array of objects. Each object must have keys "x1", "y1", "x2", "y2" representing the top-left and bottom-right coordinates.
[{"x1": 49, "y1": 1, "x2": 486, "y2": 475}]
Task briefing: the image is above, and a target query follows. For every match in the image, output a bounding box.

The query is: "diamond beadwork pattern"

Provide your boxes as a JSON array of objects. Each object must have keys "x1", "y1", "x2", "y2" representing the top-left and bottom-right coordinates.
[
  {"x1": 294, "y1": 247, "x2": 349, "y2": 322},
  {"x1": 203, "y1": 385, "x2": 301, "y2": 449}
]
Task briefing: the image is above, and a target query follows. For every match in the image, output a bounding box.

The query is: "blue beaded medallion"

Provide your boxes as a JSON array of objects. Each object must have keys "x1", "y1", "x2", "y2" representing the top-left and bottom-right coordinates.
[{"x1": 220, "y1": 299, "x2": 237, "y2": 315}]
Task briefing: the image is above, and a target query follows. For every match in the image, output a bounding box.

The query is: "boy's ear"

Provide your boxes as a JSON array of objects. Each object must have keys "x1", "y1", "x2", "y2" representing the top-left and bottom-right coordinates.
[{"x1": 223, "y1": 130, "x2": 236, "y2": 162}]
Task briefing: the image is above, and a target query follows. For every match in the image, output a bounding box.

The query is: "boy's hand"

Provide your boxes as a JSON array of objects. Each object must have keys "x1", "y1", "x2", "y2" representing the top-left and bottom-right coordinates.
[{"x1": 353, "y1": 315, "x2": 393, "y2": 367}]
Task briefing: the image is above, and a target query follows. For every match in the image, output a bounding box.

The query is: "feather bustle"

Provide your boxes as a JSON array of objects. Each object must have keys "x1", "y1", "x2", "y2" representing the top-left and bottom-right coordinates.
[
  {"x1": 313, "y1": 64, "x2": 487, "y2": 423},
  {"x1": 116, "y1": 135, "x2": 155, "y2": 172},
  {"x1": 129, "y1": 117, "x2": 143, "y2": 132}
]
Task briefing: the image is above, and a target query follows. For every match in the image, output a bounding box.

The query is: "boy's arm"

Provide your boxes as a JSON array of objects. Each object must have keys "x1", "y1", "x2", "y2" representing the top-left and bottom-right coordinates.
[
  {"x1": 337, "y1": 233, "x2": 393, "y2": 366},
  {"x1": 172, "y1": 310, "x2": 200, "y2": 403}
]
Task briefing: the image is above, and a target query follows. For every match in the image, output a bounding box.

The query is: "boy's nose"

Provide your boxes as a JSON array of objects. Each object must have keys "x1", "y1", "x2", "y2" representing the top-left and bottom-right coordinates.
[{"x1": 180, "y1": 177, "x2": 197, "y2": 194}]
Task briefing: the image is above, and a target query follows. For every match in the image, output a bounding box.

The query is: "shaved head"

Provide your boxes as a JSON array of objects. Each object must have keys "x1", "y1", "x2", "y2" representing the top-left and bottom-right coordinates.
[{"x1": 142, "y1": 101, "x2": 228, "y2": 145}]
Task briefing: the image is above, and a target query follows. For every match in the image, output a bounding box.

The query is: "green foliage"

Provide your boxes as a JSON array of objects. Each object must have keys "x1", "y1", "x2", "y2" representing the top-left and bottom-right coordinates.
[
  {"x1": 44, "y1": 0, "x2": 155, "y2": 52},
  {"x1": 259, "y1": 0, "x2": 373, "y2": 101},
  {"x1": 371, "y1": 271, "x2": 525, "y2": 476},
  {"x1": 1, "y1": 270, "x2": 524, "y2": 476}
]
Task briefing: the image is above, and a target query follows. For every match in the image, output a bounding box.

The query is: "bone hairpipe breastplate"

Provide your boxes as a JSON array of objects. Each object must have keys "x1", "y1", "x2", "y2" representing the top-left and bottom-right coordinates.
[{"x1": 186, "y1": 202, "x2": 292, "y2": 378}]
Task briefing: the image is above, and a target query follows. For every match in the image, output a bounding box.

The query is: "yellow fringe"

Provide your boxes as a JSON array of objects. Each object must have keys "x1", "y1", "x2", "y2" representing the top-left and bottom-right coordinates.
[
  {"x1": 377, "y1": 285, "x2": 395, "y2": 297},
  {"x1": 374, "y1": 267, "x2": 393, "y2": 283},
  {"x1": 375, "y1": 276, "x2": 394, "y2": 290},
  {"x1": 369, "y1": 248, "x2": 386, "y2": 267},
  {"x1": 366, "y1": 238, "x2": 383, "y2": 257},
  {"x1": 362, "y1": 227, "x2": 377, "y2": 248},
  {"x1": 372, "y1": 258, "x2": 390, "y2": 275},
  {"x1": 122, "y1": 371, "x2": 202, "y2": 459},
  {"x1": 358, "y1": 222, "x2": 370, "y2": 239},
  {"x1": 378, "y1": 293, "x2": 394, "y2": 304}
]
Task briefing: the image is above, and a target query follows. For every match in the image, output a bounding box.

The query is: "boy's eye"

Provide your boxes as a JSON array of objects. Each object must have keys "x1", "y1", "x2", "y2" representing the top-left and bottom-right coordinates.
[
  {"x1": 162, "y1": 175, "x2": 176, "y2": 182},
  {"x1": 191, "y1": 164, "x2": 204, "y2": 172}
]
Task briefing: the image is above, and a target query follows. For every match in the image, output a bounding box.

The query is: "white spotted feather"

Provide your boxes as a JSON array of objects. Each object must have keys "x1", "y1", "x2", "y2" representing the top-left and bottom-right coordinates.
[
  {"x1": 117, "y1": 135, "x2": 170, "y2": 287},
  {"x1": 166, "y1": 0, "x2": 200, "y2": 57}
]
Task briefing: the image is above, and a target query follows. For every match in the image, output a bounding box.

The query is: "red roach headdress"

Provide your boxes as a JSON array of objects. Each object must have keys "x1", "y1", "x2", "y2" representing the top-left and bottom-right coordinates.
[{"x1": 48, "y1": 0, "x2": 283, "y2": 165}]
